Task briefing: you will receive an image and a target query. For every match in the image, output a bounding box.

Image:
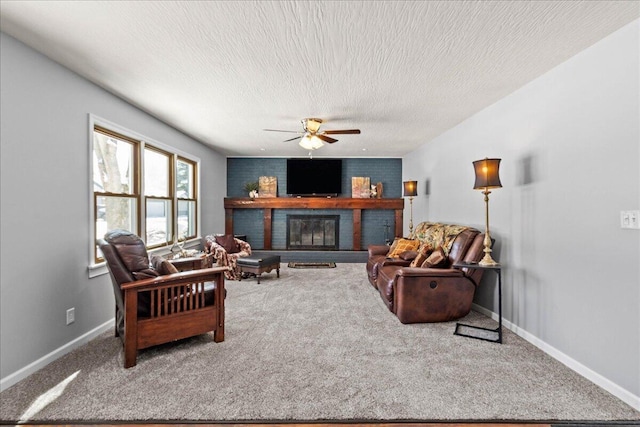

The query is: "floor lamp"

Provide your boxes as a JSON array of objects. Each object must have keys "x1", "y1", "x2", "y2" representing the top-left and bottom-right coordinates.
[
  {"x1": 472, "y1": 158, "x2": 502, "y2": 266},
  {"x1": 403, "y1": 181, "x2": 417, "y2": 236}
]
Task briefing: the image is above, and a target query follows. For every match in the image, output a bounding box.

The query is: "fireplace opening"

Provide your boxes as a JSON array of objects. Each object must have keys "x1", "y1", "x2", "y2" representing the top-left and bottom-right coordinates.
[{"x1": 286, "y1": 215, "x2": 339, "y2": 250}]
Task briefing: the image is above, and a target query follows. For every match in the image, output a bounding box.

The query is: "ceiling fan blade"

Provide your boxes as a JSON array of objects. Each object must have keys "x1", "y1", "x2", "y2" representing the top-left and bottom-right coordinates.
[
  {"x1": 283, "y1": 136, "x2": 303, "y2": 142},
  {"x1": 263, "y1": 129, "x2": 304, "y2": 134},
  {"x1": 322, "y1": 129, "x2": 361, "y2": 135},
  {"x1": 316, "y1": 134, "x2": 339, "y2": 144}
]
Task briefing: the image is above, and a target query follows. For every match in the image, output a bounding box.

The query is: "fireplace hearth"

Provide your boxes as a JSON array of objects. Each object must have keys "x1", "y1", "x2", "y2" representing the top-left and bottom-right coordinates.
[{"x1": 287, "y1": 215, "x2": 339, "y2": 250}]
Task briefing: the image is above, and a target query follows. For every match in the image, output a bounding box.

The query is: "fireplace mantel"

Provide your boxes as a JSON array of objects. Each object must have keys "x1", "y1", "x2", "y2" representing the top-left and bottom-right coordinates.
[{"x1": 224, "y1": 197, "x2": 404, "y2": 250}]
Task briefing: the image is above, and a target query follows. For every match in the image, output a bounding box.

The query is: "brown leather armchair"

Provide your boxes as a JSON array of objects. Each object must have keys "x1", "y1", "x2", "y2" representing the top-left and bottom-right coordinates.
[
  {"x1": 366, "y1": 223, "x2": 489, "y2": 324},
  {"x1": 98, "y1": 230, "x2": 228, "y2": 368}
]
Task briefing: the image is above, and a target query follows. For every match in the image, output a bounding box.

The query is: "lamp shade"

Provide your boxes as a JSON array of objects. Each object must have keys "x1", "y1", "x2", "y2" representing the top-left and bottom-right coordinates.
[
  {"x1": 473, "y1": 158, "x2": 502, "y2": 190},
  {"x1": 403, "y1": 181, "x2": 418, "y2": 197},
  {"x1": 299, "y1": 134, "x2": 324, "y2": 150}
]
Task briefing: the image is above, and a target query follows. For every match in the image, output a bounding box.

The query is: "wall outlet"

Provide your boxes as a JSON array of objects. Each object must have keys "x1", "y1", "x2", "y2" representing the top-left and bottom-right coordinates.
[
  {"x1": 620, "y1": 210, "x2": 640, "y2": 229},
  {"x1": 66, "y1": 307, "x2": 75, "y2": 325}
]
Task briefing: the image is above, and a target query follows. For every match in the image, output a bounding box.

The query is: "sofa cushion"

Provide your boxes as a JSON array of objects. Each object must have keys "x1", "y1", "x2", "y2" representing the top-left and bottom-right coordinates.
[
  {"x1": 447, "y1": 229, "x2": 481, "y2": 265},
  {"x1": 398, "y1": 250, "x2": 417, "y2": 261},
  {"x1": 105, "y1": 229, "x2": 152, "y2": 273},
  {"x1": 422, "y1": 246, "x2": 447, "y2": 268},
  {"x1": 215, "y1": 234, "x2": 239, "y2": 254},
  {"x1": 386, "y1": 238, "x2": 400, "y2": 257},
  {"x1": 387, "y1": 238, "x2": 419, "y2": 258},
  {"x1": 410, "y1": 244, "x2": 433, "y2": 267}
]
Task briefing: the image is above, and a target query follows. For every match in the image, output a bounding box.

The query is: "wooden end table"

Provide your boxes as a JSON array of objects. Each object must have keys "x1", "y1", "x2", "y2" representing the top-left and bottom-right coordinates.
[{"x1": 166, "y1": 253, "x2": 212, "y2": 272}]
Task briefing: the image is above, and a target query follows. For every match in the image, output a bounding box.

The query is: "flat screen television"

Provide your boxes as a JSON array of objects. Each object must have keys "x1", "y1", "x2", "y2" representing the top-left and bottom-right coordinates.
[{"x1": 286, "y1": 158, "x2": 342, "y2": 196}]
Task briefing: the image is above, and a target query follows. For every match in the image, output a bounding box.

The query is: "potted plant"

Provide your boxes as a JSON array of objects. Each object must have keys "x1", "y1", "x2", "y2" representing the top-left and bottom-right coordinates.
[{"x1": 244, "y1": 181, "x2": 259, "y2": 199}]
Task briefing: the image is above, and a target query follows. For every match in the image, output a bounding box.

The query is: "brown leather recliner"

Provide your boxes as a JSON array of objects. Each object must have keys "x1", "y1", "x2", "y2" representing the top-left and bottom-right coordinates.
[
  {"x1": 98, "y1": 230, "x2": 228, "y2": 368},
  {"x1": 366, "y1": 224, "x2": 488, "y2": 324}
]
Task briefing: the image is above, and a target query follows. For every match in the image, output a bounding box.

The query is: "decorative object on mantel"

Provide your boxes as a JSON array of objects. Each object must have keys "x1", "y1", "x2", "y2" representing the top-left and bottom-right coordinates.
[
  {"x1": 243, "y1": 181, "x2": 259, "y2": 199},
  {"x1": 472, "y1": 157, "x2": 502, "y2": 266},
  {"x1": 352, "y1": 177, "x2": 371, "y2": 198},
  {"x1": 403, "y1": 180, "x2": 418, "y2": 235},
  {"x1": 370, "y1": 184, "x2": 377, "y2": 198},
  {"x1": 259, "y1": 176, "x2": 277, "y2": 198},
  {"x1": 223, "y1": 197, "x2": 405, "y2": 251},
  {"x1": 376, "y1": 182, "x2": 383, "y2": 198}
]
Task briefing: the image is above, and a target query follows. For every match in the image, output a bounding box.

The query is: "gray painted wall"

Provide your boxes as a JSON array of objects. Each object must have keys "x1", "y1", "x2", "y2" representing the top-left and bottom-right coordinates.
[
  {"x1": 403, "y1": 21, "x2": 639, "y2": 401},
  {"x1": 0, "y1": 33, "x2": 227, "y2": 382}
]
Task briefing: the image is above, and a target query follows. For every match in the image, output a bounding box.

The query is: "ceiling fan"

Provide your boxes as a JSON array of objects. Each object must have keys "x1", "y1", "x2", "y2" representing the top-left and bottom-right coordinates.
[{"x1": 264, "y1": 118, "x2": 361, "y2": 150}]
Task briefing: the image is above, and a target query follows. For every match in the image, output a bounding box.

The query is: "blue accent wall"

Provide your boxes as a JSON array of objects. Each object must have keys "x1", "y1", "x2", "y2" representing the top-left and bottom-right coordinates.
[{"x1": 227, "y1": 158, "x2": 402, "y2": 249}]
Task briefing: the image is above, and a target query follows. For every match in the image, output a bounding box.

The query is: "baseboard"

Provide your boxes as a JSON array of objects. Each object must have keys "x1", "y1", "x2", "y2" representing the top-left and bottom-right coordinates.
[
  {"x1": 471, "y1": 303, "x2": 640, "y2": 411},
  {"x1": 0, "y1": 319, "x2": 113, "y2": 392}
]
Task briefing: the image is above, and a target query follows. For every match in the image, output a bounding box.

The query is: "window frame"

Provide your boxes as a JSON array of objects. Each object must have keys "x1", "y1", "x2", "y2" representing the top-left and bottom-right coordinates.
[
  {"x1": 143, "y1": 144, "x2": 174, "y2": 249},
  {"x1": 89, "y1": 114, "x2": 201, "y2": 277},
  {"x1": 176, "y1": 156, "x2": 198, "y2": 241},
  {"x1": 93, "y1": 125, "x2": 142, "y2": 262}
]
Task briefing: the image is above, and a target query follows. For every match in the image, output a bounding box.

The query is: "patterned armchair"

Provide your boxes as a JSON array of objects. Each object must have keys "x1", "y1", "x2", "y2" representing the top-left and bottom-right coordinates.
[{"x1": 203, "y1": 234, "x2": 252, "y2": 280}]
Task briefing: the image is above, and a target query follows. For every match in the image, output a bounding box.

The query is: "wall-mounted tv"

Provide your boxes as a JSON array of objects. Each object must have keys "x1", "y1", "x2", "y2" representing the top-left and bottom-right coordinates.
[{"x1": 286, "y1": 158, "x2": 342, "y2": 196}]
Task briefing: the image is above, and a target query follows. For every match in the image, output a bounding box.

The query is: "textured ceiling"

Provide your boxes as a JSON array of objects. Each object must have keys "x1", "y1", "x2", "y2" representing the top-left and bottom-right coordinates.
[{"x1": 1, "y1": 1, "x2": 638, "y2": 158}]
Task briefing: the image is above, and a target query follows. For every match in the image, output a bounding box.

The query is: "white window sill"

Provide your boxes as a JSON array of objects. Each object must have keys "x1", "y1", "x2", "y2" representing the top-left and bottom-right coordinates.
[{"x1": 88, "y1": 263, "x2": 108, "y2": 278}]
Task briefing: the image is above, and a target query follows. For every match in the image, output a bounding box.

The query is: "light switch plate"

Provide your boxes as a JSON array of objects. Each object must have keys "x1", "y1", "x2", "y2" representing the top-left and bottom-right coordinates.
[{"x1": 620, "y1": 210, "x2": 640, "y2": 229}]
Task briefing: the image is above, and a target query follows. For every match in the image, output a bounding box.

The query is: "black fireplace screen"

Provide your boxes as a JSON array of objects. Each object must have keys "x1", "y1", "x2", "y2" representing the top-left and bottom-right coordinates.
[{"x1": 286, "y1": 215, "x2": 339, "y2": 250}]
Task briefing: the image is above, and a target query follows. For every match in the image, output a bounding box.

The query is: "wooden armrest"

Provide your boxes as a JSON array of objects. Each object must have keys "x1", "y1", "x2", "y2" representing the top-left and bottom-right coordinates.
[{"x1": 121, "y1": 266, "x2": 229, "y2": 291}]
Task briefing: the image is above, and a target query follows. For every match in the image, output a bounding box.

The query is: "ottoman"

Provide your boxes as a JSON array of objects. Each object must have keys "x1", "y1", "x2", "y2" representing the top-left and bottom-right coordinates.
[{"x1": 237, "y1": 255, "x2": 281, "y2": 284}]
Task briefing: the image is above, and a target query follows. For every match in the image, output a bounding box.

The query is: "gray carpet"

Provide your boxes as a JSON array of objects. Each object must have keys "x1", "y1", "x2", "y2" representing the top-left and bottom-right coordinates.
[{"x1": 1, "y1": 263, "x2": 639, "y2": 422}]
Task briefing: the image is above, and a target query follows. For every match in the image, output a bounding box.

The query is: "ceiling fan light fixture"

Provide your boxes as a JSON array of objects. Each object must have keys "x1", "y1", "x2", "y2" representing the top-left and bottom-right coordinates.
[
  {"x1": 299, "y1": 134, "x2": 324, "y2": 150},
  {"x1": 303, "y1": 118, "x2": 322, "y2": 133}
]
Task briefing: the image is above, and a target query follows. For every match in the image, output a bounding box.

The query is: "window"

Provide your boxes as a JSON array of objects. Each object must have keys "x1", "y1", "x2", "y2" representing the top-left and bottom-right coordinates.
[
  {"x1": 90, "y1": 117, "x2": 200, "y2": 268},
  {"x1": 177, "y1": 157, "x2": 197, "y2": 240},
  {"x1": 144, "y1": 146, "x2": 173, "y2": 247},
  {"x1": 93, "y1": 127, "x2": 140, "y2": 263}
]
